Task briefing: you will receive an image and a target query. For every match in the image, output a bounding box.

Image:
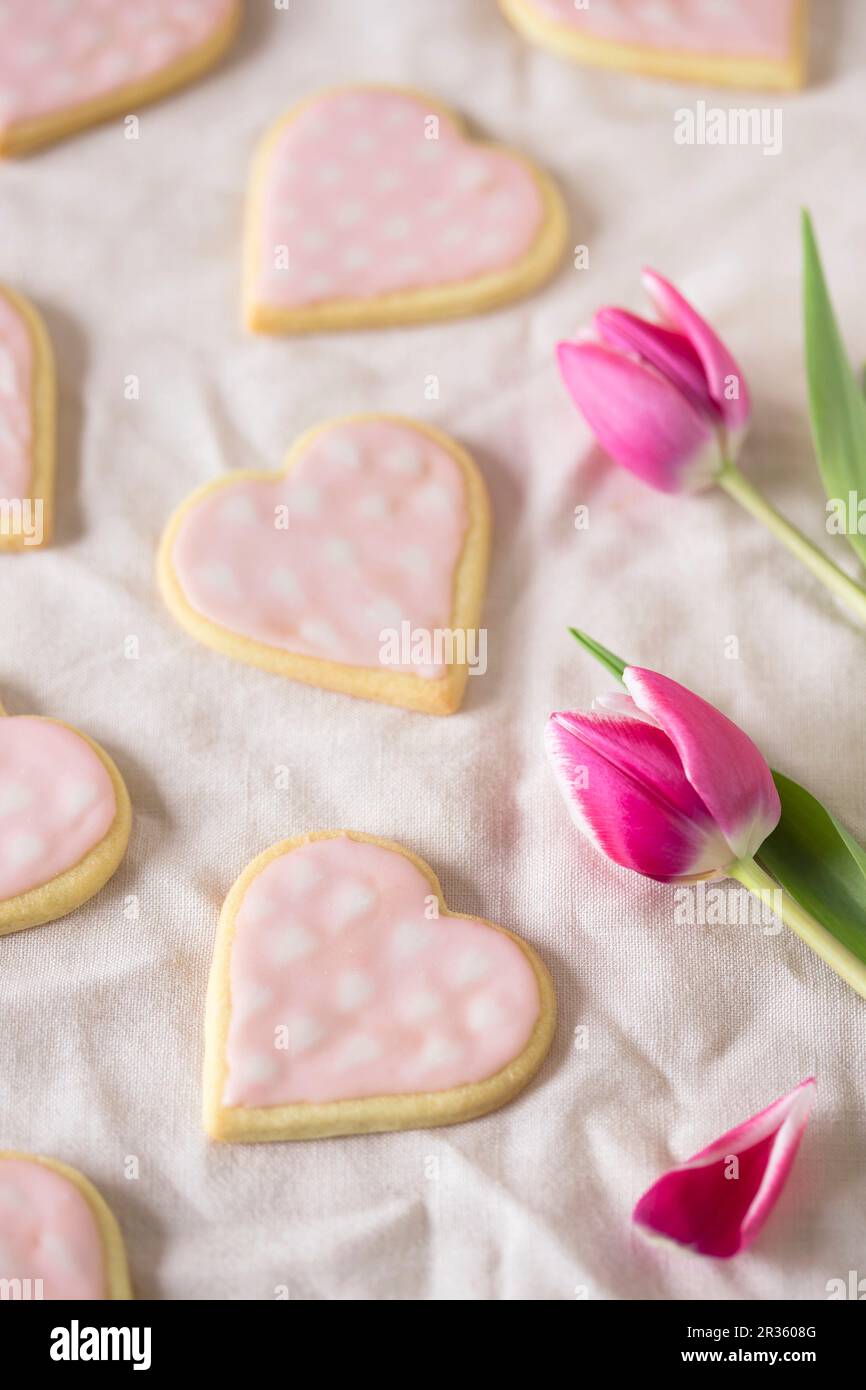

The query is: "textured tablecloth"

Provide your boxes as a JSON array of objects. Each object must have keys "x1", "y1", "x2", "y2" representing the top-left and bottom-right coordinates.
[{"x1": 2, "y1": 0, "x2": 865, "y2": 1301}]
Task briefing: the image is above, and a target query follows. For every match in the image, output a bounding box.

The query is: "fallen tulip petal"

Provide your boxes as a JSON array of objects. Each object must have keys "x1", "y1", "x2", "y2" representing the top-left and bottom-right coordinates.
[
  {"x1": 624, "y1": 666, "x2": 781, "y2": 862},
  {"x1": 633, "y1": 1079, "x2": 815, "y2": 1258},
  {"x1": 556, "y1": 340, "x2": 721, "y2": 493}
]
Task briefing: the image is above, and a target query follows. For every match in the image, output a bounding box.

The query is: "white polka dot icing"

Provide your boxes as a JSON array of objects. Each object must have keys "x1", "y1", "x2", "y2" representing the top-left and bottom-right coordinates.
[
  {"x1": 0, "y1": 1157, "x2": 106, "y2": 1300},
  {"x1": 222, "y1": 837, "x2": 542, "y2": 1108},
  {"x1": 522, "y1": 0, "x2": 796, "y2": 57},
  {"x1": 0, "y1": 718, "x2": 116, "y2": 900},
  {"x1": 0, "y1": 0, "x2": 237, "y2": 132},
  {"x1": 169, "y1": 418, "x2": 469, "y2": 679},
  {"x1": 250, "y1": 86, "x2": 547, "y2": 309},
  {"x1": 0, "y1": 289, "x2": 33, "y2": 500}
]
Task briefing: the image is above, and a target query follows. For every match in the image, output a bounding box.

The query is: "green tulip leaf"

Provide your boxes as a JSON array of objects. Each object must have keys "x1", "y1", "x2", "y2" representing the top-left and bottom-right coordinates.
[
  {"x1": 758, "y1": 770, "x2": 866, "y2": 965},
  {"x1": 567, "y1": 627, "x2": 627, "y2": 683},
  {"x1": 802, "y1": 210, "x2": 866, "y2": 569}
]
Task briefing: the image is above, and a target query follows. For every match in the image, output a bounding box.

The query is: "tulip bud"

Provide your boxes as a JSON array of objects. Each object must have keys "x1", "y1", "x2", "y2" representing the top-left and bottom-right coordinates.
[
  {"x1": 545, "y1": 666, "x2": 780, "y2": 882},
  {"x1": 557, "y1": 269, "x2": 751, "y2": 493}
]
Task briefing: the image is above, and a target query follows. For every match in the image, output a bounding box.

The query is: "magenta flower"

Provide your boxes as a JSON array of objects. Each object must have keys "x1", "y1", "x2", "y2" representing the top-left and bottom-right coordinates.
[
  {"x1": 548, "y1": 627, "x2": 866, "y2": 1001},
  {"x1": 557, "y1": 269, "x2": 751, "y2": 494},
  {"x1": 633, "y1": 1079, "x2": 816, "y2": 1258},
  {"x1": 545, "y1": 664, "x2": 780, "y2": 883},
  {"x1": 556, "y1": 264, "x2": 866, "y2": 625}
]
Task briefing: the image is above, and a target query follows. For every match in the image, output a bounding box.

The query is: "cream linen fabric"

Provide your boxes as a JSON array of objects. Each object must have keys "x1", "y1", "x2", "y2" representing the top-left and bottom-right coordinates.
[{"x1": 1, "y1": 0, "x2": 864, "y2": 1301}]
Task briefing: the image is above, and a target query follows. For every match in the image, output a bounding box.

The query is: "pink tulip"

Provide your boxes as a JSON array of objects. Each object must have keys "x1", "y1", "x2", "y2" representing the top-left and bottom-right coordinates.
[
  {"x1": 633, "y1": 1079, "x2": 815, "y2": 1258},
  {"x1": 556, "y1": 269, "x2": 751, "y2": 493},
  {"x1": 545, "y1": 665, "x2": 780, "y2": 882}
]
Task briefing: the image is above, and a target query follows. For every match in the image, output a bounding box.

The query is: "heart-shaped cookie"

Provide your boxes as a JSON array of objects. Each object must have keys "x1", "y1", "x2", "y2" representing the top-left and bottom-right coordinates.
[
  {"x1": 0, "y1": 0, "x2": 241, "y2": 156},
  {"x1": 499, "y1": 0, "x2": 807, "y2": 90},
  {"x1": 204, "y1": 832, "x2": 556, "y2": 1141},
  {"x1": 243, "y1": 84, "x2": 568, "y2": 333},
  {"x1": 0, "y1": 285, "x2": 55, "y2": 552},
  {"x1": 0, "y1": 700, "x2": 131, "y2": 936},
  {"x1": 0, "y1": 1152, "x2": 132, "y2": 1299},
  {"x1": 158, "y1": 414, "x2": 490, "y2": 714}
]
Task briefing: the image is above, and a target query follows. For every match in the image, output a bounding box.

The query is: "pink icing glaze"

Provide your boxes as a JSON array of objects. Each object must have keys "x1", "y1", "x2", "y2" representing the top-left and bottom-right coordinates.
[
  {"x1": 0, "y1": 0, "x2": 235, "y2": 128},
  {"x1": 0, "y1": 1158, "x2": 106, "y2": 1300},
  {"x1": 0, "y1": 717, "x2": 116, "y2": 901},
  {"x1": 223, "y1": 837, "x2": 542, "y2": 1108},
  {"x1": 0, "y1": 291, "x2": 33, "y2": 501},
  {"x1": 170, "y1": 419, "x2": 469, "y2": 679},
  {"x1": 254, "y1": 87, "x2": 546, "y2": 308},
  {"x1": 530, "y1": 0, "x2": 795, "y2": 57}
]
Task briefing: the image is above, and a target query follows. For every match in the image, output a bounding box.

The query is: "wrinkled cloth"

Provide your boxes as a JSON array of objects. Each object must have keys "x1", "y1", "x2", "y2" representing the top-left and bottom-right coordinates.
[{"x1": 1, "y1": 0, "x2": 864, "y2": 1301}]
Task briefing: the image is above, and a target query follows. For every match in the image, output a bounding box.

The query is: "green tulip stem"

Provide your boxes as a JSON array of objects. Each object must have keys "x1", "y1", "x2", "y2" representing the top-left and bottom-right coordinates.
[
  {"x1": 718, "y1": 461, "x2": 866, "y2": 626},
  {"x1": 731, "y1": 857, "x2": 866, "y2": 1001}
]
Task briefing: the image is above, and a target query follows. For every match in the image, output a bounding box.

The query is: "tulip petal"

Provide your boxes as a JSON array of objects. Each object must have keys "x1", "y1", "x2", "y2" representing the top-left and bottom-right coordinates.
[
  {"x1": 545, "y1": 710, "x2": 731, "y2": 881},
  {"x1": 556, "y1": 340, "x2": 721, "y2": 494},
  {"x1": 642, "y1": 268, "x2": 752, "y2": 440},
  {"x1": 633, "y1": 1079, "x2": 815, "y2": 1258},
  {"x1": 591, "y1": 692, "x2": 661, "y2": 725},
  {"x1": 594, "y1": 307, "x2": 722, "y2": 424},
  {"x1": 624, "y1": 667, "x2": 781, "y2": 862}
]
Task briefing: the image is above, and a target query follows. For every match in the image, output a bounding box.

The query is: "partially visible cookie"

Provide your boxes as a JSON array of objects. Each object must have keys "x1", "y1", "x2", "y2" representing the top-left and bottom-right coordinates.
[
  {"x1": 0, "y1": 285, "x2": 55, "y2": 552},
  {"x1": 243, "y1": 84, "x2": 568, "y2": 333},
  {"x1": 158, "y1": 414, "x2": 491, "y2": 715},
  {"x1": 499, "y1": 0, "x2": 808, "y2": 90},
  {"x1": 0, "y1": 1152, "x2": 132, "y2": 1299},
  {"x1": 204, "y1": 831, "x2": 557, "y2": 1141},
  {"x1": 0, "y1": 701, "x2": 132, "y2": 936},
  {"x1": 0, "y1": 0, "x2": 242, "y2": 156}
]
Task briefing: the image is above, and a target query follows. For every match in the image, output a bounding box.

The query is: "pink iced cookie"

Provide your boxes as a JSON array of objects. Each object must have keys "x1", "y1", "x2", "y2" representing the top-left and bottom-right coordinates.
[
  {"x1": 0, "y1": 707, "x2": 131, "y2": 936},
  {"x1": 0, "y1": 0, "x2": 241, "y2": 156},
  {"x1": 0, "y1": 285, "x2": 55, "y2": 551},
  {"x1": 499, "y1": 0, "x2": 807, "y2": 89},
  {"x1": 203, "y1": 832, "x2": 556, "y2": 1141},
  {"x1": 158, "y1": 414, "x2": 491, "y2": 715},
  {"x1": 243, "y1": 84, "x2": 567, "y2": 332},
  {"x1": 0, "y1": 1153, "x2": 131, "y2": 1300}
]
